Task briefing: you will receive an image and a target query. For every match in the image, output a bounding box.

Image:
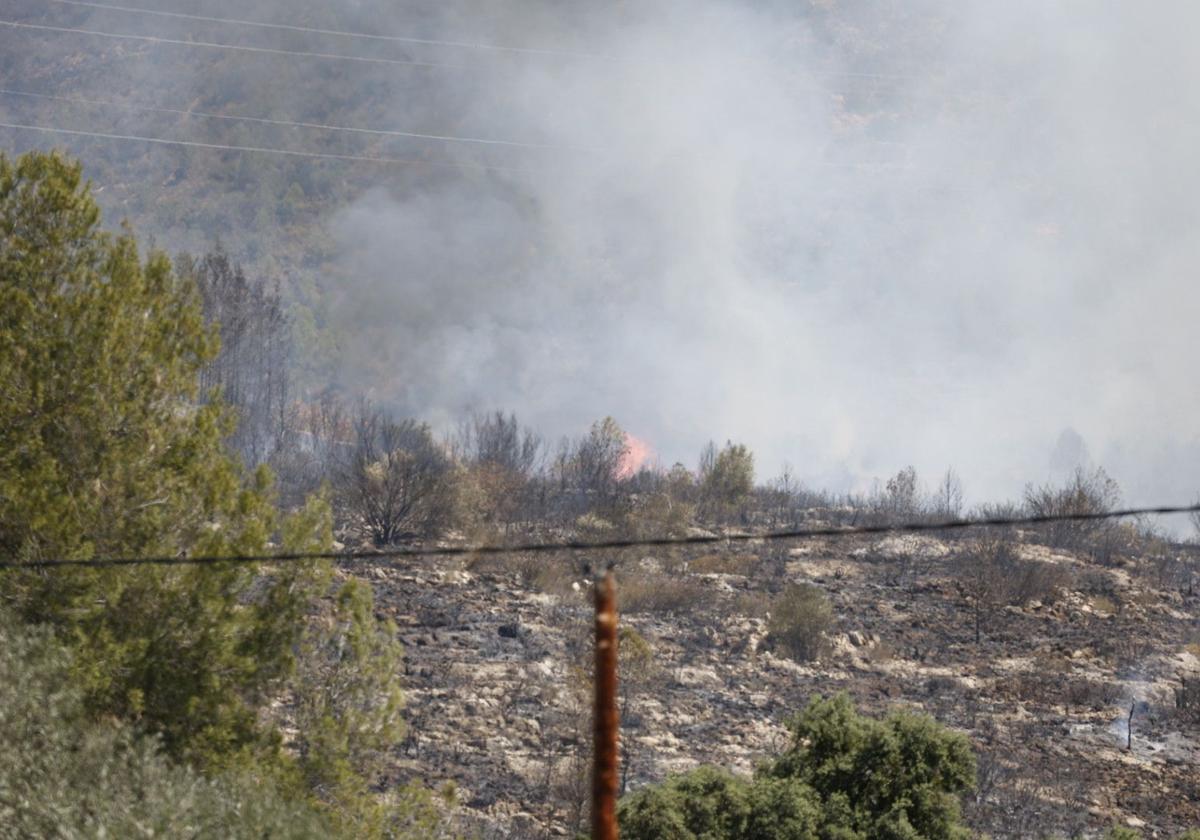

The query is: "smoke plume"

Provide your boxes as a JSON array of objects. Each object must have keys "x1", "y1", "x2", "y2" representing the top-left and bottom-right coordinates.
[{"x1": 312, "y1": 2, "x2": 1200, "y2": 512}]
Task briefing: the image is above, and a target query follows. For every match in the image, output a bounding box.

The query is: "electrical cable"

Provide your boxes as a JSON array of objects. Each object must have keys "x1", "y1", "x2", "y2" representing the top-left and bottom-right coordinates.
[
  {"x1": 0, "y1": 18, "x2": 465, "y2": 69},
  {"x1": 44, "y1": 0, "x2": 600, "y2": 59},
  {"x1": 0, "y1": 87, "x2": 586, "y2": 151},
  {"x1": 3, "y1": 503, "x2": 1196, "y2": 571},
  {"x1": 0, "y1": 118, "x2": 533, "y2": 173}
]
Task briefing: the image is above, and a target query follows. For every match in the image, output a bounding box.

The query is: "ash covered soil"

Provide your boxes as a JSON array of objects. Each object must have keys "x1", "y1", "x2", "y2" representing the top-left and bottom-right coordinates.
[{"x1": 358, "y1": 529, "x2": 1200, "y2": 838}]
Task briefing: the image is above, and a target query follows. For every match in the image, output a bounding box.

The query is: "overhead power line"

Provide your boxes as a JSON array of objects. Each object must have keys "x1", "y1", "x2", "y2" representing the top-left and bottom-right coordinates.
[
  {"x1": 0, "y1": 119, "x2": 529, "y2": 173},
  {"x1": 0, "y1": 115, "x2": 910, "y2": 173},
  {"x1": 0, "y1": 87, "x2": 586, "y2": 151},
  {"x1": 0, "y1": 18, "x2": 464, "y2": 69},
  {"x1": 45, "y1": 0, "x2": 599, "y2": 59},
  {"x1": 31, "y1": 1, "x2": 929, "y2": 82},
  {"x1": 2, "y1": 503, "x2": 1196, "y2": 572}
]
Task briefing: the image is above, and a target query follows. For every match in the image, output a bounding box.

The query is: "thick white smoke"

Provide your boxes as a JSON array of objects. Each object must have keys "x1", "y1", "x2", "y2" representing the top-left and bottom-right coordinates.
[{"x1": 330, "y1": 0, "x2": 1200, "y2": 515}]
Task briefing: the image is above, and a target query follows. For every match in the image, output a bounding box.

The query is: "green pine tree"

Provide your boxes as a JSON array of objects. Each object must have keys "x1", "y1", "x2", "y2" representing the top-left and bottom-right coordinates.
[{"x1": 0, "y1": 149, "x2": 331, "y2": 767}]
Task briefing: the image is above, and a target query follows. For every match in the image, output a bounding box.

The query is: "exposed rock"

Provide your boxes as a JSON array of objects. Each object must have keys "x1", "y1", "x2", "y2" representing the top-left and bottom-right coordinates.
[{"x1": 364, "y1": 533, "x2": 1200, "y2": 839}]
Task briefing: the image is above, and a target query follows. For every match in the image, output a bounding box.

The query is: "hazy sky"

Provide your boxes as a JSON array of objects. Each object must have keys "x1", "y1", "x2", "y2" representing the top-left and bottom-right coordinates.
[{"x1": 324, "y1": 0, "x2": 1200, "y2": 515}]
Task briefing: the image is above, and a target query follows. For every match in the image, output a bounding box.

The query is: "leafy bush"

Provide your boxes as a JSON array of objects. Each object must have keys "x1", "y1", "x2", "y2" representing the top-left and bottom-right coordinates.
[
  {"x1": 869, "y1": 465, "x2": 924, "y2": 523},
  {"x1": 767, "y1": 584, "x2": 833, "y2": 662},
  {"x1": 619, "y1": 765, "x2": 821, "y2": 840},
  {"x1": 620, "y1": 694, "x2": 976, "y2": 840},
  {"x1": 338, "y1": 407, "x2": 457, "y2": 545},
  {"x1": 0, "y1": 615, "x2": 331, "y2": 839},
  {"x1": 550, "y1": 417, "x2": 630, "y2": 517}
]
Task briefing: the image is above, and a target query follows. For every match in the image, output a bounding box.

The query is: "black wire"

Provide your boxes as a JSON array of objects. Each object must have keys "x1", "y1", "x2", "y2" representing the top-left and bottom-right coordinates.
[{"x1": 2, "y1": 503, "x2": 1197, "y2": 572}]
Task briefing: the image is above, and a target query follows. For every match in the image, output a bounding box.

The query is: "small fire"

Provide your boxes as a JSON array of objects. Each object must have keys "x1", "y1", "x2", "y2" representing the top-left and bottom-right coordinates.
[{"x1": 617, "y1": 433, "x2": 655, "y2": 479}]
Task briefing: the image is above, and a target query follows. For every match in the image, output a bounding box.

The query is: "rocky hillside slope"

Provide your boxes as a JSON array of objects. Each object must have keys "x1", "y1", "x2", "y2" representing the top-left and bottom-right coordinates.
[{"x1": 361, "y1": 530, "x2": 1200, "y2": 838}]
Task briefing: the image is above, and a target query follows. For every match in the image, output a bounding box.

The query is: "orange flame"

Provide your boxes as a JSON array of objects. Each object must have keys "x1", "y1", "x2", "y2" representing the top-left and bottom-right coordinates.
[{"x1": 617, "y1": 432, "x2": 654, "y2": 479}]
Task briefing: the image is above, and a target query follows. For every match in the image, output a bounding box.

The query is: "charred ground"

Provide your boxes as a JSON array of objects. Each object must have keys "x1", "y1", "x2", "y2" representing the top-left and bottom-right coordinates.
[{"x1": 365, "y1": 523, "x2": 1200, "y2": 838}]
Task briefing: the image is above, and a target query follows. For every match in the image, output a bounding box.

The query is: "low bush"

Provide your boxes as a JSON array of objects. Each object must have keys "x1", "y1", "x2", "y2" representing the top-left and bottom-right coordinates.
[
  {"x1": 767, "y1": 584, "x2": 833, "y2": 662},
  {"x1": 1008, "y1": 559, "x2": 1073, "y2": 606},
  {"x1": 0, "y1": 616, "x2": 331, "y2": 838},
  {"x1": 1175, "y1": 673, "x2": 1200, "y2": 723},
  {"x1": 1105, "y1": 829, "x2": 1200, "y2": 840},
  {"x1": 1064, "y1": 677, "x2": 1123, "y2": 710},
  {"x1": 621, "y1": 574, "x2": 708, "y2": 615},
  {"x1": 730, "y1": 590, "x2": 771, "y2": 618}
]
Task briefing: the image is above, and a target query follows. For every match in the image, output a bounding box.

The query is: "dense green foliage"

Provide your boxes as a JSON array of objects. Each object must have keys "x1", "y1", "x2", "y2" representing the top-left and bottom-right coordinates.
[
  {"x1": 618, "y1": 766, "x2": 822, "y2": 840},
  {"x1": 0, "y1": 614, "x2": 332, "y2": 839},
  {"x1": 0, "y1": 150, "x2": 437, "y2": 837},
  {"x1": 0, "y1": 149, "x2": 331, "y2": 765},
  {"x1": 620, "y1": 694, "x2": 976, "y2": 840},
  {"x1": 293, "y1": 578, "x2": 419, "y2": 836},
  {"x1": 3, "y1": 149, "x2": 1189, "y2": 839}
]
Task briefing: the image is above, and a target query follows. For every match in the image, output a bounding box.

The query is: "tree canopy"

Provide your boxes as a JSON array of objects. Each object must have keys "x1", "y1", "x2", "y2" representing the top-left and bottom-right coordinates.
[
  {"x1": 620, "y1": 694, "x2": 976, "y2": 840},
  {"x1": 0, "y1": 149, "x2": 335, "y2": 765}
]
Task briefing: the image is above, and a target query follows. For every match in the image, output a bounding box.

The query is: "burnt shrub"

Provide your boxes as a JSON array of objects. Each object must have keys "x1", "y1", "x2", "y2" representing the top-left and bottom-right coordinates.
[
  {"x1": 1174, "y1": 673, "x2": 1200, "y2": 723},
  {"x1": 1008, "y1": 558, "x2": 1074, "y2": 606},
  {"x1": 1064, "y1": 677, "x2": 1123, "y2": 710},
  {"x1": 1023, "y1": 467, "x2": 1125, "y2": 563}
]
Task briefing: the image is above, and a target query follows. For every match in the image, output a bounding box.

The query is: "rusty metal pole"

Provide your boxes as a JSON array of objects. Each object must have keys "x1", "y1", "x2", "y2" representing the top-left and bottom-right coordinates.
[{"x1": 592, "y1": 567, "x2": 619, "y2": 840}]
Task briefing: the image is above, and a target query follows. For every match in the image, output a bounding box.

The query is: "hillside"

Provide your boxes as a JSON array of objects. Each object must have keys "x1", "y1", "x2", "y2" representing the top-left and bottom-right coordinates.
[
  {"x1": 0, "y1": 0, "x2": 954, "y2": 393},
  {"x1": 372, "y1": 528, "x2": 1200, "y2": 838}
]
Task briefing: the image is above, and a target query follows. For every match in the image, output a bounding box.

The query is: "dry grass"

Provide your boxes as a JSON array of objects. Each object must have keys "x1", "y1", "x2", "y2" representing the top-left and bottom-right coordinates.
[
  {"x1": 467, "y1": 553, "x2": 581, "y2": 598},
  {"x1": 730, "y1": 590, "x2": 770, "y2": 618},
  {"x1": 1090, "y1": 593, "x2": 1119, "y2": 616},
  {"x1": 689, "y1": 553, "x2": 757, "y2": 575},
  {"x1": 620, "y1": 574, "x2": 708, "y2": 615}
]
